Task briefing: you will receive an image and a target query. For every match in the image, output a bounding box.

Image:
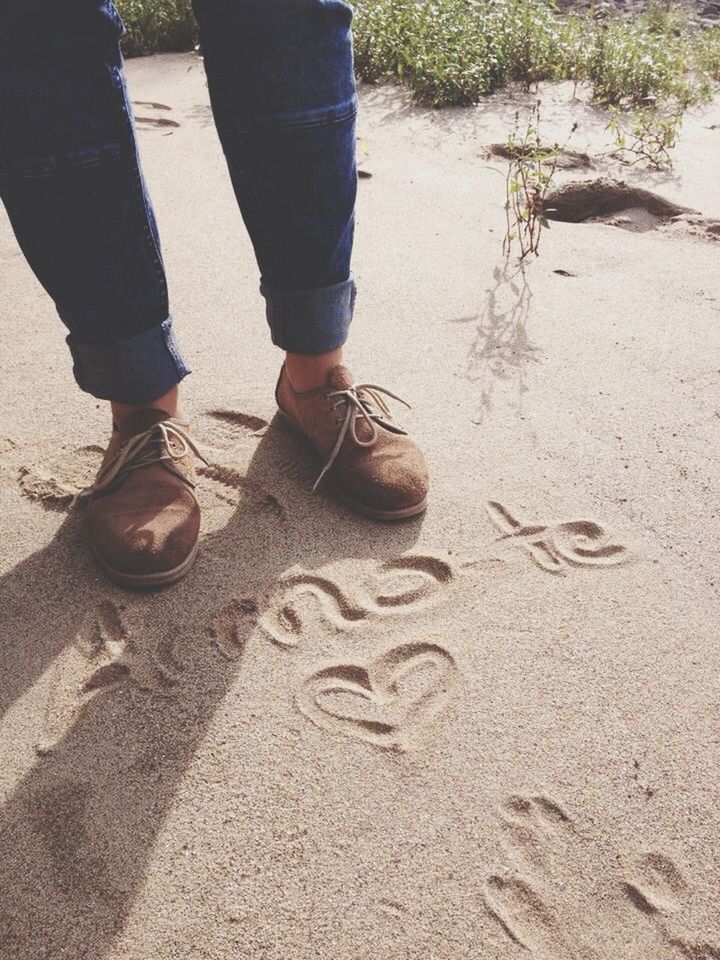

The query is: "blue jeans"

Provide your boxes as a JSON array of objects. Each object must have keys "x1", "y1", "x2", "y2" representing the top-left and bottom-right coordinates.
[{"x1": 0, "y1": 0, "x2": 358, "y2": 404}]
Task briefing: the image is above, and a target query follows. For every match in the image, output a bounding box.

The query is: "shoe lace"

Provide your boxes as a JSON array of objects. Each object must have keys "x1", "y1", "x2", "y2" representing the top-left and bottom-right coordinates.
[
  {"x1": 313, "y1": 383, "x2": 410, "y2": 491},
  {"x1": 77, "y1": 419, "x2": 208, "y2": 500}
]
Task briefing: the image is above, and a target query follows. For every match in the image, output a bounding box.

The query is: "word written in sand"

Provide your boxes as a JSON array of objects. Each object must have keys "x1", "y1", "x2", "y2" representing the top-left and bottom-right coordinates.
[
  {"x1": 39, "y1": 601, "x2": 183, "y2": 753},
  {"x1": 486, "y1": 501, "x2": 627, "y2": 574},
  {"x1": 260, "y1": 554, "x2": 455, "y2": 648},
  {"x1": 296, "y1": 641, "x2": 458, "y2": 752},
  {"x1": 209, "y1": 598, "x2": 259, "y2": 661}
]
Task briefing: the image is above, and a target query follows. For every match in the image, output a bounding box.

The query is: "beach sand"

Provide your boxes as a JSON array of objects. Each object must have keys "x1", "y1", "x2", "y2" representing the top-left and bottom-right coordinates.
[{"x1": 1, "y1": 54, "x2": 719, "y2": 960}]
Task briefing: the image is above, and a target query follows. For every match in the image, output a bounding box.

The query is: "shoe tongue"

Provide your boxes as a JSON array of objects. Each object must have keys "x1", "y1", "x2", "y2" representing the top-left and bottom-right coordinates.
[
  {"x1": 326, "y1": 365, "x2": 356, "y2": 391},
  {"x1": 117, "y1": 408, "x2": 173, "y2": 441}
]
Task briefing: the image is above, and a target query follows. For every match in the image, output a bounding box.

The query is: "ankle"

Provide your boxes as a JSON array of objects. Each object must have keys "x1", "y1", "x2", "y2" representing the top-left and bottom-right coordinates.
[
  {"x1": 285, "y1": 348, "x2": 344, "y2": 392},
  {"x1": 111, "y1": 385, "x2": 181, "y2": 430}
]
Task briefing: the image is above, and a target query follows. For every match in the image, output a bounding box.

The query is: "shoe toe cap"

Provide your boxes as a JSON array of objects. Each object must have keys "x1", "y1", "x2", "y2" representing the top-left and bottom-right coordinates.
[
  {"x1": 87, "y1": 494, "x2": 200, "y2": 578},
  {"x1": 334, "y1": 442, "x2": 429, "y2": 515}
]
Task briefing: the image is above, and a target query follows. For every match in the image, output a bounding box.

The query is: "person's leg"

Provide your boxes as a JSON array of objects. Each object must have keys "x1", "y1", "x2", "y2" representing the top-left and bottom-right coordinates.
[
  {"x1": 193, "y1": 0, "x2": 428, "y2": 519},
  {"x1": 192, "y1": 0, "x2": 358, "y2": 390},
  {"x1": 0, "y1": 2, "x2": 202, "y2": 585},
  {"x1": 0, "y1": 1, "x2": 188, "y2": 418}
]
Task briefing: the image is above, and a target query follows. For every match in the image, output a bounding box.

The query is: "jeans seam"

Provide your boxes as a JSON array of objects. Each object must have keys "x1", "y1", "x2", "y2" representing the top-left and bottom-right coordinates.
[
  {"x1": 105, "y1": 1, "x2": 127, "y2": 37},
  {"x1": 108, "y1": 62, "x2": 168, "y2": 306},
  {"x1": 265, "y1": 286, "x2": 283, "y2": 345},
  {"x1": 161, "y1": 317, "x2": 188, "y2": 374}
]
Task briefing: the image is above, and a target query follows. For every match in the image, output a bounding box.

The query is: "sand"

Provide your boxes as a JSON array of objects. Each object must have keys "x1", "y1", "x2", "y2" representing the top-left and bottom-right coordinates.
[{"x1": 1, "y1": 54, "x2": 719, "y2": 960}]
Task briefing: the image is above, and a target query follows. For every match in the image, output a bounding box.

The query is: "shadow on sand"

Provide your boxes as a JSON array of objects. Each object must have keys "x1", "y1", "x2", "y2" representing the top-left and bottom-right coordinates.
[
  {"x1": 0, "y1": 418, "x2": 422, "y2": 958},
  {"x1": 450, "y1": 261, "x2": 541, "y2": 421}
]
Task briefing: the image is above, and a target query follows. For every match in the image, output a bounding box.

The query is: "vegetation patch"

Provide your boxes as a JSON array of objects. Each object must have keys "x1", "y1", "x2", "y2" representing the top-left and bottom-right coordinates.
[
  {"x1": 117, "y1": 0, "x2": 196, "y2": 57},
  {"x1": 117, "y1": 1, "x2": 720, "y2": 113},
  {"x1": 352, "y1": 0, "x2": 720, "y2": 108},
  {"x1": 606, "y1": 104, "x2": 685, "y2": 170}
]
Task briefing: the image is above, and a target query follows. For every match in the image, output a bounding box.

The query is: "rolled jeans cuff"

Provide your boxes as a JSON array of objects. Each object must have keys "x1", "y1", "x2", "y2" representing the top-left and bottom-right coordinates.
[
  {"x1": 66, "y1": 317, "x2": 190, "y2": 404},
  {"x1": 260, "y1": 275, "x2": 356, "y2": 354}
]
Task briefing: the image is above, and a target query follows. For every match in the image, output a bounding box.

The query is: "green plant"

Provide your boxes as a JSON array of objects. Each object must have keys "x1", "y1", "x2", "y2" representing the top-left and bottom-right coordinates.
[
  {"x1": 490, "y1": 0, "x2": 567, "y2": 89},
  {"x1": 694, "y1": 26, "x2": 720, "y2": 82},
  {"x1": 351, "y1": 0, "x2": 419, "y2": 84},
  {"x1": 389, "y1": 0, "x2": 505, "y2": 105},
  {"x1": 585, "y1": 10, "x2": 690, "y2": 105},
  {"x1": 502, "y1": 107, "x2": 575, "y2": 261},
  {"x1": 607, "y1": 104, "x2": 684, "y2": 170},
  {"x1": 117, "y1": 0, "x2": 197, "y2": 57}
]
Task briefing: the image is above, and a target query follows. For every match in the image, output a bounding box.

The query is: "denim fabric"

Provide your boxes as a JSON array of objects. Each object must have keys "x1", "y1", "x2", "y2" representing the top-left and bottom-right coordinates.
[
  {"x1": 0, "y1": 0, "x2": 358, "y2": 403},
  {"x1": 193, "y1": 0, "x2": 358, "y2": 352}
]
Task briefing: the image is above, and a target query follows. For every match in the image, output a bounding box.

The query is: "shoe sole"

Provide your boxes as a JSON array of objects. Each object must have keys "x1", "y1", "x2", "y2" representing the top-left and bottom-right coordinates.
[
  {"x1": 91, "y1": 540, "x2": 199, "y2": 590},
  {"x1": 276, "y1": 408, "x2": 427, "y2": 522},
  {"x1": 331, "y1": 488, "x2": 428, "y2": 520}
]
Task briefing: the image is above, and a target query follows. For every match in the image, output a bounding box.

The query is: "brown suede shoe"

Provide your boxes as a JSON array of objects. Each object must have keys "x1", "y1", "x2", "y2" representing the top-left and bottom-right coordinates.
[
  {"x1": 276, "y1": 364, "x2": 428, "y2": 520},
  {"x1": 77, "y1": 410, "x2": 206, "y2": 588}
]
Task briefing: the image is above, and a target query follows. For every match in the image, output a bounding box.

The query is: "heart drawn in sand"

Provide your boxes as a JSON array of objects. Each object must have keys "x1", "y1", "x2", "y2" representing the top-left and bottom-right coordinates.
[{"x1": 296, "y1": 642, "x2": 458, "y2": 751}]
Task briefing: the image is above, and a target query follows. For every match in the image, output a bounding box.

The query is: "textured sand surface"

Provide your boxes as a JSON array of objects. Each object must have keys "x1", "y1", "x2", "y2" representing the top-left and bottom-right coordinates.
[{"x1": 1, "y1": 55, "x2": 719, "y2": 960}]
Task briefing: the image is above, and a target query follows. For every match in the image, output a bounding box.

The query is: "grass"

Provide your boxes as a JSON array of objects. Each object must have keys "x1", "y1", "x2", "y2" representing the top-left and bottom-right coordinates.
[
  {"x1": 353, "y1": 0, "x2": 720, "y2": 107},
  {"x1": 117, "y1": 0, "x2": 196, "y2": 57},
  {"x1": 117, "y1": 0, "x2": 720, "y2": 109}
]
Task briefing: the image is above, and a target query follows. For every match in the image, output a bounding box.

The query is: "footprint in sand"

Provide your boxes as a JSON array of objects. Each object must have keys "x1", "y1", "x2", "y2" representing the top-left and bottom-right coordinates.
[
  {"x1": 621, "y1": 854, "x2": 720, "y2": 959},
  {"x1": 18, "y1": 444, "x2": 103, "y2": 511},
  {"x1": 198, "y1": 409, "x2": 270, "y2": 451},
  {"x1": 133, "y1": 100, "x2": 181, "y2": 133},
  {"x1": 484, "y1": 874, "x2": 562, "y2": 952},
  {"x1": 623, "y1": 852, "x2": 687, "y2": 916},
  {"x1": 498, "y1": 793, "x2": 574, "y2": 873},
  {"x1": 486, "y1": 500, "x2": 627, "y2": 574},
  {"x1": 296, "y1": 641, "x2": 458, "y2": 751},
  {"x1": 39, "y1": 601, "x2": 184, "y2": 753},
  {"x1": 260, "y1": 553, "x2": 456, "y2": 648},
  {"x1": 193, "y1": 412, "x2": 275, "y2": 510},
  {"x1": 198, "y1": 461, "x2": 285, "y2": 518},
  {"x1": 483, "y1": 793, "x2": 603, "y2": 958},
  {"x1": 487, "y1": 803, "x2": 713, "y2": 959}
]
